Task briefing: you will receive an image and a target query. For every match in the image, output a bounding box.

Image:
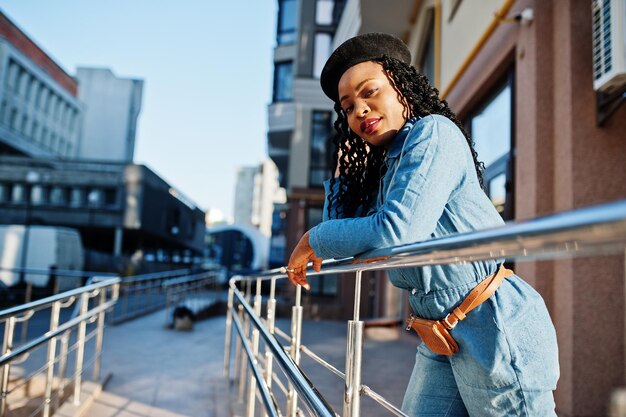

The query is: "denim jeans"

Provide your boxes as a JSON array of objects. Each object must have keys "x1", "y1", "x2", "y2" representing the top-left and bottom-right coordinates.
[{"x1": 401, "y1": 275, "x2": 559, "y2": 416}]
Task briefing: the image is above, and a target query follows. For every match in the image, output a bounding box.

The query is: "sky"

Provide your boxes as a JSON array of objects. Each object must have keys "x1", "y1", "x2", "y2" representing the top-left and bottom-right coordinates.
[{"x1": 0, "y1": 0, "x2": 276, "y2": 221}]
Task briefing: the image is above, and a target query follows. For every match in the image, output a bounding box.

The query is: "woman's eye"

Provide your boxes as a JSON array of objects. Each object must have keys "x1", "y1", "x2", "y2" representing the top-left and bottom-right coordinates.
[
  {"x1": 344, "y1": 105, "x2": 353, "y2": 114},
  {"x1": 364, "y1": 88, "x2": 377, "y2": 97}
]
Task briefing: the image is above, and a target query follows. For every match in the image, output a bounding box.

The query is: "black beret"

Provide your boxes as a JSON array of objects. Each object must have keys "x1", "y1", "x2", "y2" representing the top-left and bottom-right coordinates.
[{"x1": 320, "y1": 32, "x2": 412, "y2": 102}]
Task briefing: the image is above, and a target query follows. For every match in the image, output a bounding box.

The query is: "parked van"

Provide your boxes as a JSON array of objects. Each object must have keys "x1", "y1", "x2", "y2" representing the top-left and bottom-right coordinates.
[{"x1": 0, "y1": 225, "x2": 84, "y2": 290}]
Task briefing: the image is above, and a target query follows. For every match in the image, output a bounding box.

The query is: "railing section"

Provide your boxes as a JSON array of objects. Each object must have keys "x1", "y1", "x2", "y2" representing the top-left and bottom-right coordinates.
[
  {"x1": 0, "y1": 278, "x2": 120, "y2": 417},
  {"x1": 224, "y1": 199, "x2": 626, "y2": 417}
]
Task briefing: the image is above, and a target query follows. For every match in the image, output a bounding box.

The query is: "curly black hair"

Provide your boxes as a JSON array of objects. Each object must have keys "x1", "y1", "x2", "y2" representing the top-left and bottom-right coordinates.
[{"x1": 326, "y1": 56, "x2": 484, "y2": 219}]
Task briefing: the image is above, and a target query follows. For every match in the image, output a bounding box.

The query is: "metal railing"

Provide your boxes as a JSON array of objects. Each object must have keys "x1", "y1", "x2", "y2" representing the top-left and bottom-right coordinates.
[
  {"x1": 106, "y1": 268, "x2": 223, "y2": 324},
  {"x1": 224, "y1": 199, "x2": 626, "y2": 417},
  {"x1": 0, "y1": 278, "x2": 120, "y2": 417}
]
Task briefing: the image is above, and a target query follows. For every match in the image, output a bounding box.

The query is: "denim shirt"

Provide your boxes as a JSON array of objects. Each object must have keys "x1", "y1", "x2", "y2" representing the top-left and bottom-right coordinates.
[{"x1": 310, "y1": 115, "x2": 506, "y2": 319}]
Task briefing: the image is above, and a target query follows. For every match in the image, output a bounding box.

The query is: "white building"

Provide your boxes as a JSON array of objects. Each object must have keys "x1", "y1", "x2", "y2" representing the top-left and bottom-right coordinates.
[
  {"x1": 75, "y1": 67, "x2": 143, "y2": 162},
  {"x1": 0, "y1": 12, "x2": 83, "y2": 159},
  {"x1": 233, "y1": 160, "x2": 285, "y2": 237}
]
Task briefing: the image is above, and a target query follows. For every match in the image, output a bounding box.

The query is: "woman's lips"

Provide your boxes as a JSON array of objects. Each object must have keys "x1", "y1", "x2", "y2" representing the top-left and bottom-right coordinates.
[{"x1": 361, "y1": 118, "x2": 381, "y2": 134}]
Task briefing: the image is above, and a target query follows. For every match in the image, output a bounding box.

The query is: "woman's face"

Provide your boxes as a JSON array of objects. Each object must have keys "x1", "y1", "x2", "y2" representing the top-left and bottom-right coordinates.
[{"x1": 337, "y1": 61, "x2": 408, "y2": 148}]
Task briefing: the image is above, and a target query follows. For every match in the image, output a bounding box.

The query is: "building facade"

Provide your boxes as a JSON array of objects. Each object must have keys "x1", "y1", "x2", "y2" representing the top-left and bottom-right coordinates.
[
  {"x1": 0, "y1": 10, "x2": 207, "y2": 276},
  {"x1": 0, "y1": 155, "x2": 206, "y2": 274},
  {"x1": 75, "y1": 67, "x2": 143, "y2": 163},
  {"x1": 0, "y1": 12, "x2": 82, "y2": 159},
  {"x1": 270, "y1": 0, "x2": 626, "y2": 414}
]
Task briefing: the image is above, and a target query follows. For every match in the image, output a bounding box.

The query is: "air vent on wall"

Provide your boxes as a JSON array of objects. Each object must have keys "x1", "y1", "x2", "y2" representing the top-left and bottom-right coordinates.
[{"x1": 592, "y1": 0, "x2": 626, "y2": 93}]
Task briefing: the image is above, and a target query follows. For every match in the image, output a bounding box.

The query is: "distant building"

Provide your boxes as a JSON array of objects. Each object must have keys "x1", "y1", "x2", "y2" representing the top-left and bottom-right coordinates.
[
  {"x1": 75, "y1": 67, "x2": 143, "y2": 163},
  {"x1": 234, "y1": 160, "x2": 285, "y2": 238},
  {"x1": 0, "y1": 9, "x2": 206, "y2": 275},
  {"x1": 0, "y1": 155, "x2": 206, "y2": 274},
  {"x1": 0, "y1": 11, "x2": 82, "y2": 159}
]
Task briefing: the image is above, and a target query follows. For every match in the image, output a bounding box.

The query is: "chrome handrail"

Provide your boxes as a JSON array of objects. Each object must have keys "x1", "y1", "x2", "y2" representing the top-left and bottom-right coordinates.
[
  {"x1": 0, "y1": 278, "x2": 119, "y2": 417},
  {"x1": 224, "y1": 199, "x2": 626, "y2": 417}
]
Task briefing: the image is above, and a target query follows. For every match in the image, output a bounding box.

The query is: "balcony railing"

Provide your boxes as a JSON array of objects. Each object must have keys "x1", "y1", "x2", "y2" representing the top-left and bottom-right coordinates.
[{"x1": 224, "y1": 199, "x2": 626, "y2": 417}]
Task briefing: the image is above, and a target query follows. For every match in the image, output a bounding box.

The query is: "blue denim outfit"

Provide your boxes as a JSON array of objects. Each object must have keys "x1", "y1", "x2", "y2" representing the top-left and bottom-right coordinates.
[{"x1": 309, "y1": 115, "x2": 559, "y2": 416}]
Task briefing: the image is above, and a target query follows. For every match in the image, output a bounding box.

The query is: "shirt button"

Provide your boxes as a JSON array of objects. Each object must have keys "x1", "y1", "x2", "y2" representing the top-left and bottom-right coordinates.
[{"x1": 411, "y1": 288, "x2": 417, "y2": 295}]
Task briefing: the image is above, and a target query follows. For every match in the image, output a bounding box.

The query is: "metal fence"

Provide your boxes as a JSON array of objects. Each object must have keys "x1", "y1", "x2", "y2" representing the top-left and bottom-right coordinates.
[
  {"x1": 224, "y1": 199, "x2": 626, "y2": 417},
  {"x1": 107, "y1": 268, "x2": 224, "y2": 325},
  {"x1": 0, "y1": 278, "x2": 120, "y2": 417}
]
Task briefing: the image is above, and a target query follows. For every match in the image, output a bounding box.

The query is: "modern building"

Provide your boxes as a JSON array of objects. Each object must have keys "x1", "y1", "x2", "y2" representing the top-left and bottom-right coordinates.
[
  {"x1": 269, "y1": 0, "x2": 626, "y2": 414},
  {"x1": 234, "y1": 160, "x2": 285, "y2": 238},
  {"x1": 75, "y1": 67, "x2": 143, "y2": 163},
  {"x1": 0, "y1": 9, "x2": 207, "y2": 276},
  {"x1": 0, "y1": 155, "x2": 206, "y2": 274},
  {"x1": 0, "y1": 11, "x2": 82, "y2": 159}
]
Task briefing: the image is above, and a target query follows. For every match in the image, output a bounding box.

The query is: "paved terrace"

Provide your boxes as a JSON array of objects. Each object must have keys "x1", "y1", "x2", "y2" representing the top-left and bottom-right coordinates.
[{"x1": 88, "y1": 310, "x2": 417, "y2": 417}]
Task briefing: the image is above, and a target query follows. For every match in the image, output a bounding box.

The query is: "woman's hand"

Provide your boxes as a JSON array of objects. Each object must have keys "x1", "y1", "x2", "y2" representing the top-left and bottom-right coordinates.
[{"x1": 286, "y1": 230, "x2": 323, "y2": 290}]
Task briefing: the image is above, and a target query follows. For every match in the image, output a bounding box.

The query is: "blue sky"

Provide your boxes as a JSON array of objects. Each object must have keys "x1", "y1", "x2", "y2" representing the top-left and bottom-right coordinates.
[{"x1": 0, "y1": 0, "x2": 276, "y2": 220}]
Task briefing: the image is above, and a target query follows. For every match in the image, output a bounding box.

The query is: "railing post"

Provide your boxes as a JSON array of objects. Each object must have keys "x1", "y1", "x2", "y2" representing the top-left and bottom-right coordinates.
[
  {"x1": 224, "y1": 286, "x2": 235, "y2": 378},
  {"x1": 55, "y1": 332, "x2": 70, "y2": 410},
  {"x1": 43, "y1": 301, "x2": 61, "y2": 417},
  {"x1": 246, "y1": 279, "x2": 263, "y2": 417},
  {"x1": 93, "y1": 289, "x2": 106, "y2": 382},
  {"x1": 238, "y1": 280, "x2": 252, "y2": 401},
  {"x1": 263, "y1": 277, "x2": 277, "y2": 417},
  {"x1": 0, "y1": 317, "x2": 16, "y2": 417},
  {"x1": 73, "y1": 291, "x2": 89, "y2": 405},
  {"x1": 287, "y1": 285, "x2": 304, "y2": 417},
  {"x1": 343, "y1": 270, "x2": 364, "y2": 417},
  {"x1": 20, "y1": 282, "x2": 33, "y2": 342}
]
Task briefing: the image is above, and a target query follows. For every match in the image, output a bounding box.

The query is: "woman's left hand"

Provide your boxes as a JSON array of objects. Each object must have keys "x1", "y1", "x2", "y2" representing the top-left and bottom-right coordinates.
[{"x1": 286, "y1": 230, "x2": 323, "y2": 290}]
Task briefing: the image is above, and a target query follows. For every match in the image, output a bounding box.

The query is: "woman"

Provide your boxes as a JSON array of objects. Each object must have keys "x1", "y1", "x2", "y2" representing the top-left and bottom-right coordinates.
[{"x1": 286, "y1": 33, "x2": 559, "y2": 416}]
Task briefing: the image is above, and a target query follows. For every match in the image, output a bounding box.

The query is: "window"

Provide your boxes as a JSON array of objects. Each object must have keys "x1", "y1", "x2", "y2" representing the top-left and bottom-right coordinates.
[
  {"x1": 309, "y1": 111, "x2": 333, "y2": 186},
  {"x1": 315, "y1": 0, "x2": 334, "y2": 25},
  {"x1": 50, "y1": 186, "x2": 67, "y2": 205},
  {"x1": 464, "y1": 72, "x2": 514, "y2": 220},
  {"x1": 419, "y1": 12, "x2": 435, "y2": 84},
  {"x1": 11, "y1": 184, "x2": 25, "y2": 203},
  {"x1": 31, "y1": 185, "x2": 47, "y2": 205},
  {"x1": 273, "y1": 61, "x2": 293, "y2": 102},
  {"x1": 313, "y1": 32, "x2": 332, "y2": 78},
  {"x1": 277, "y1": 0, "x2": 297, "y2": 45},
  {"x1": 10, "y1": 109, "x2": 18, "y2": 130},
  {"x1": 70, "y1": 188, "x2": 84, "y2": 207},
  {"x1": 0, "y1": 184, "x2": 10, "y2": 202}
]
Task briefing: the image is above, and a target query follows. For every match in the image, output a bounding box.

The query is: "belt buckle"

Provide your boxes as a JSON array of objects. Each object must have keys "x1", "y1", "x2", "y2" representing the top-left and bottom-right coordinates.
[
  {"x1": 442, "y1": 313, "x2": 457, "y2": 330},
  {"x1": 405, "y1": 314, "x2": 416, "y2": 331}
]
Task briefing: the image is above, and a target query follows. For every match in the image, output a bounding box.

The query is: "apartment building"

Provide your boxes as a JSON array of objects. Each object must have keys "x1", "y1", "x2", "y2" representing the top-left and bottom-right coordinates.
[{"x1": 330, "y1": 0, "x2": 626, "y2": 415}]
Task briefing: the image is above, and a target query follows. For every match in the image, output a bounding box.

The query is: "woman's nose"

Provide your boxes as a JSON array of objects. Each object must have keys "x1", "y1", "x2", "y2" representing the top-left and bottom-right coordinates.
[{"x1": 355, "y1": 101, "x2": 369, "y2": 118}]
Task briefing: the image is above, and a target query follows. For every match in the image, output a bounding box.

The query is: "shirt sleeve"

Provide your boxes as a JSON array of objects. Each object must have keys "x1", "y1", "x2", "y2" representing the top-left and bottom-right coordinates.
[{"x1": 309, "y1": 116, "x2": 468, "y2": 260}]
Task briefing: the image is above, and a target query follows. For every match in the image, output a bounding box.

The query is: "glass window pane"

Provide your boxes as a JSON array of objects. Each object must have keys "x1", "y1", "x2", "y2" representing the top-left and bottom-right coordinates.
[
  {"x1": 273, "y1": 62, "x2": 293, "y2": 101},
  {"x1": 313, "y1": 33, "x2": 332, "y2": 78},
  {"x1": 488, "y1": 173, "x2": 506, "y2": 215},
  {"x1": 309, "y1": 111, "x2": 333, "y2": 186},
  {"x1": 11, "y1": 184, "x2": 25, "y2": 203},
  {"x1": 316, "y1": 0, "x2": 334, "y2": 25},
  {"x1": 471, "y1": 85, "x2": 511, "y2": 167},
  {"x1": 278, "y1": 0, "x2": 297, "y2": 45}
]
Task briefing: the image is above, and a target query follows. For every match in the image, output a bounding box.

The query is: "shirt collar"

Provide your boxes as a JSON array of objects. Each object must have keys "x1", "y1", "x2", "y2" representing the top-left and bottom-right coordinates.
[{"x1": 386, "y1": 117, "x2": 418, "y2": 159}]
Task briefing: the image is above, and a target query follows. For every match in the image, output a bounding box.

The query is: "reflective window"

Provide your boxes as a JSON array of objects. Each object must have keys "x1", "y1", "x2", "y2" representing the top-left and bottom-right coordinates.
[
  {"x1": 277, "y1": 0, "x2": 297, "y2": 45},
  {"x1": 11, "y1": 184, "x2": 25, "y2": 203},
  {"x1": 313, "y1": 32, "x2": 332, "y2": 78},
  {"x1": 420, "y1": 13, "x2": 435, "y2": 84},
  {"x1": 465, "y1": 74, "x2": 514, "y2": 220},
  {"x1": 309, "y1": 111, "x2": 333, "y2": 186},
  {"x1": 316, "y1": 0, "x2": 334, "y2": 24},
  {"x1": 50, "y1": 187, "x2": 67, "y2": 205},
  {"x1": 273, "y1": 61, "x2": 293, "y2": 102},
  {"x1": 70, "y1": 188, "x2": 84, "y2": 207},
  {"x1": 31, "y1": 185, "x2": 47, "y2": 205}
]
